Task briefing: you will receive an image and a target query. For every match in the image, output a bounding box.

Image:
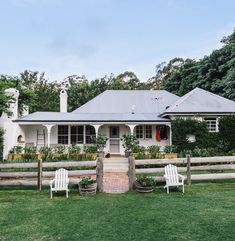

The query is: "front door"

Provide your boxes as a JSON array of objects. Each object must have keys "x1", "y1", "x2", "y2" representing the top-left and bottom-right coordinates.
[{"x1": 109, "y1": 126, "x2": 120, "y2": 153}]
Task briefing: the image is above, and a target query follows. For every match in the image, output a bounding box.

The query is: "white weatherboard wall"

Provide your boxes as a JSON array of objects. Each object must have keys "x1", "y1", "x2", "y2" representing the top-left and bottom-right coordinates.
[{"x1": 0, "y1": 88, "x2": 24, "y2": 159}]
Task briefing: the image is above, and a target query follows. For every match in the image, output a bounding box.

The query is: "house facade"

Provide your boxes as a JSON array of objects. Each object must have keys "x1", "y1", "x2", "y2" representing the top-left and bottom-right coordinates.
[{"x1": 1, "y1": 87, "x2": 235, "y2": 158}]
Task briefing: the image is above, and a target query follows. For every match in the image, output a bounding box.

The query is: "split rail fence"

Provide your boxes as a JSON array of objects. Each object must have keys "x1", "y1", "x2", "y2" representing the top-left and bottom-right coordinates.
[
  {"x1": 0, "y1": 157, "x2": 103, "y2": 191},
  {"x1": 129, "y1": 155, "x2": 235, "y2": 190}
]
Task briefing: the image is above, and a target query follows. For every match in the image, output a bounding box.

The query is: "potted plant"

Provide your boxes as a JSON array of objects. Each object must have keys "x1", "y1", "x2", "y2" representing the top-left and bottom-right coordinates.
[
  {"x1": 121, "y1": 134, "x2": 139, "y2": 157},
  {"x1": 79, "y1": 177, "x2": 97, "y2": 196},
  {"x1": 164, "y1": 145, "x2": 178, "y2": 158},
  {"x1": 91, "y1": 134, "x2": 108, "y2": 157},
  {"x1": 135, "y1": 175, "x2": 156, "y2": 193}
]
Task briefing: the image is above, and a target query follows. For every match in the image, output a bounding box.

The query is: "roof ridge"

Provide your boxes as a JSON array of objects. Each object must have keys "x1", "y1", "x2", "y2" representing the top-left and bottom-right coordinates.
[{"x1": 163, "y1": 88, "x2": 198, "y2": 112}]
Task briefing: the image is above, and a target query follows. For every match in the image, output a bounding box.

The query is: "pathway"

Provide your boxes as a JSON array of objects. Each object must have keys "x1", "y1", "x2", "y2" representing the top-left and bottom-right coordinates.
[{"x1": 103, "y1": 157, "x2": 129, "y2": 194}]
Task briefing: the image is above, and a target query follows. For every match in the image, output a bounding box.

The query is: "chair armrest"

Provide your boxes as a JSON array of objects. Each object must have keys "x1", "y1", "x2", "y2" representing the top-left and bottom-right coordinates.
[
  {"x1": 164, "y1": 175, "x2": 169, "y2": 180},
  {"x1": 178, "y1": 174, "x2": 185, "y2": 180},
  {"x1": 49, "y1": 179, "x2": 55, "y2": 187}
]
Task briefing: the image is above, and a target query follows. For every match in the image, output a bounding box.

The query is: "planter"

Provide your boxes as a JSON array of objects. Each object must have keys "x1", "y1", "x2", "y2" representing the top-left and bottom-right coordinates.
[
  {"x1": 79, "y1": 183, "x2": 97, "y2": 196},
  {"x1": 8, "y1": 153, "x2": 23, "y2": 161},
  {"x1": 134, "y1": 181, "x2": 154, "y2": 193},
  {"x1": 164, "y1": 153, "x2": 178, "y2": 159}
]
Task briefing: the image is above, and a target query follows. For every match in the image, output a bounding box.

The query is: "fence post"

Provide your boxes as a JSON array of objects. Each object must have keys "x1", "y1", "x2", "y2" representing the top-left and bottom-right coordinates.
[
  {"x1": 96, "y1": 157, "x2": 103, "y2": 192},
  {"x1": 186, "y1": 154, "x2": 191, "y2": 185},
  {"x1": 128, "y1": 156, "x2": 136, "y2": 191},
  {"x1": 37, "y1": 159, "x2": 42, "y2": 191}
]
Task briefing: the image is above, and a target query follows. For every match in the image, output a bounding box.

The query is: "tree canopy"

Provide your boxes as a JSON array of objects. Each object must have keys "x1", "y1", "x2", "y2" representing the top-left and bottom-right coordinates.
[{"x1": 0, "y1": 30, "x2": 234, "y2": 114}]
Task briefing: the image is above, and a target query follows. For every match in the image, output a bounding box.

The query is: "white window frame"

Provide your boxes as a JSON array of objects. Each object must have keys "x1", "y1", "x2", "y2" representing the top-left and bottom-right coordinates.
[
  {"x1": 135, "y1": 125, "x2": 153, "y2": 139},
  {"x1": 204, "y1": 117, "x2": 218, "y2": 132}
]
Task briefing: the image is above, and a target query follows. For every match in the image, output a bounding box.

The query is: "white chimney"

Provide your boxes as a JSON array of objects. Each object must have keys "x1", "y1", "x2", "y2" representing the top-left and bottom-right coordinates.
[
  {"x1": 4, "y1": 88, "x2": 19, "y2": 119},
  {"x1": 60, "y1": 89, "x2": 68, "y2": 112},
  {"x1": 22, "y1": 105, "x2": 29, "y2": 116}
]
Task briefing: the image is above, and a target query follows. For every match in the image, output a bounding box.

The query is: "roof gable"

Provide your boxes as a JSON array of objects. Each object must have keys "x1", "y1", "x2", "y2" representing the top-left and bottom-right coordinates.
[
  {"x1": 73, "y1": 90, "x2": 179, "y2": 114},
  {"x1": 161, "y1": 87, "x2": 235, "y2": 115}
]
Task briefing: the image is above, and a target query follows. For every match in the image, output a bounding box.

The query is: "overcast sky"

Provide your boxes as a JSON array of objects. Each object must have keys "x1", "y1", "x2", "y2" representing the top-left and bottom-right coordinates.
[{"x1": 0, "y1": 0, "x2": 234, "y2": 81}]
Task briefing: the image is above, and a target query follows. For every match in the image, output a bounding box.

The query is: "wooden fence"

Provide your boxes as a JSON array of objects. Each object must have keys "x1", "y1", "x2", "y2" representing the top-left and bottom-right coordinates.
[
  {"x1": 129, "y1": 155, "x2": 235, "y2": 189},
  {"x1": 0, "y1": 157, "x2": 103, "y2": 191}
]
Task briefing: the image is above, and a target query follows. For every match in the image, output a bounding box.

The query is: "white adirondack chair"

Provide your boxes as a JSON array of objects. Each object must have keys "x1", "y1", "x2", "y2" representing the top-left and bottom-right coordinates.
[
  {"x1": 164, "y1": 164, "x2": 185, "y2": 194},
  {"x1": 49, "y1": 168, "x2": 69, "y2": 198}
]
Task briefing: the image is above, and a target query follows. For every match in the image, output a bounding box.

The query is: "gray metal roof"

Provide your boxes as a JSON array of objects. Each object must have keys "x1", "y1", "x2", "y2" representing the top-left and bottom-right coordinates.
[
  {"x1": 15, "y1": 112, "x2": 170, "y2": 122},
  {"x1": 161, "y1": 87, "x2": 235, "y2": 116},
  {"x1": 73, "y1": 90, "x2": 180, "y2": 114}
]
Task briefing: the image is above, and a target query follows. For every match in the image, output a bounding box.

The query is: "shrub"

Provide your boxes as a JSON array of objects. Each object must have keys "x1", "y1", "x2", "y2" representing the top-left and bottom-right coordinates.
[
  {"x1": 147, "y1": 145, "x2": 160, "y2": 155},
  {"x1": 68, "y1": 145, "x2": 81, "y2": 154},
  {"x1": 83, "y1": 145, "x2": 97, "y2": 153},
  {"x1": 121, "y1": 134, "x2": 139, "y2": 152},
  {"x1": 172, "y1": 118, "x2": 209, "y2": 152},
  {"x1": 24, "y1": 146, "x2": 37, "y2": 154},
  {"x1": 136, "y1": 175, "x2": 156, "y2": 187},
  {"x1": 79, "y1": 177, "x2": 96, "y2": 188},
  {"x1": 132, "y1": 145, "x2": 146, "y2": 153},
  {"x1": 53, "y1": 145, "x2": 66, "y2": 154},
  {"x1": 164, "y1": 145, "x2": 177, "y2": 153},
  {"x1": 91, "y1": 134, "x2": 108, "y2": 152},
  {"x1": 9, "y1": 146, "x2": 23, "y2": 154},
  {"x1": 219, "y1": 116, "x2": 235, "y2": 151},
  {"x1": 39, "y1": 147, "x2": 53, "y2": 155}
]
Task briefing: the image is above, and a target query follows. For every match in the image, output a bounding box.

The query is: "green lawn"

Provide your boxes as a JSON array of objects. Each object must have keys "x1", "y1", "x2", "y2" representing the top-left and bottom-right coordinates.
[{"x1": 0, "y1": 183, "x2": 235, "y2": 241}]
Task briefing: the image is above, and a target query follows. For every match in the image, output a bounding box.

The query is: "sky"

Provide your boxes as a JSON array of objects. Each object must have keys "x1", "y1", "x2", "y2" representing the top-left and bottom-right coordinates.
[{"x1": 0, "y1": 0, "x2": 234, "y2": 82}]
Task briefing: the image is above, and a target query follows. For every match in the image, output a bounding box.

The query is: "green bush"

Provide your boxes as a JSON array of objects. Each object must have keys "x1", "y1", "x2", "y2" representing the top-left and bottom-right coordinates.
[
  {"x1": 147, "y1": 145, "x2": 160, "y2": 155},
  {"x1": 121, "y1": 134, "x2": 139, "y2": 152},
  {"x1": 91, "y1": 134, "x2": 108, "y2": 152},
  {"x1": 9, "y1": 146, "x2": 23, "y2": 154},
  {"x1": 83, "y1": 145, "x2": 97, "y2": 153},
  {"x1": 53, "y1": 145, "x2": 66, "y2": 154},
  {"x1": 79, "y1": 177, "x2": 96, "y2": 188},
  {"x1": 68, "y1": 145, "x2": 81, "y2": 154},
  {"x1": 219, "y1": 116, "x2": 235, "y2": 151},
  {"x1": 172, "y1": 118, "x2": 209, "y2": 152},
  {"x1": 132, "y1": 145, "x2": 146, "y2": 153},
  {"x1": 164, "y1": 145, "x2": 177, "y2": 153},
  {"x1": 136, "y1": 175, "x2": 156, "y2": 187}
]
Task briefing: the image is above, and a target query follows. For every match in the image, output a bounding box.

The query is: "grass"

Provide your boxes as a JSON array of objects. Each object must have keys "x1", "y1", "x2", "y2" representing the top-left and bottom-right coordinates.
[{"x1": 0, "y1": 183, "x2": 235, "y2": 241}]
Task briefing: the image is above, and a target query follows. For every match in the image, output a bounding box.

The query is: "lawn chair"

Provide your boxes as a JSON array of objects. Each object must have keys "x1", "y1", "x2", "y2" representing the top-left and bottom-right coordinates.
[
  {"x1": 49, "y1": 168, "x2": 69, "y2": 198},
  {"x1": 164, "y1": 164, "x2": 185, "y2": 194}
]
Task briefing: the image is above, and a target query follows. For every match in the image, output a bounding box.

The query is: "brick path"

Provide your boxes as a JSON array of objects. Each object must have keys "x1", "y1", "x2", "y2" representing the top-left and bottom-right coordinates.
[{"x1": 103, "y1": 157, "x2": 129, "y2": 194}]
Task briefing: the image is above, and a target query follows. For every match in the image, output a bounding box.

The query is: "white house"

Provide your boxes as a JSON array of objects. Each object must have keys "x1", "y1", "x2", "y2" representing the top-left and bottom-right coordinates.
[{"x1": 1, "y1": 87, "x2": 235, "y2": 158}]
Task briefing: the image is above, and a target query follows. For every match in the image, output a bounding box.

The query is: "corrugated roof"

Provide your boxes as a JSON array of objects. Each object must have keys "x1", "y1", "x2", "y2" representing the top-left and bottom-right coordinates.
[
  {"x1": 161, "y1": 87, "x2": 235, "y2": 115},
  {"x1": 73, "y1": 90, "x2": 180, "y2": 114},
  {"x1": 15, "y1": 112, "x2": 170, "y2": 122}
]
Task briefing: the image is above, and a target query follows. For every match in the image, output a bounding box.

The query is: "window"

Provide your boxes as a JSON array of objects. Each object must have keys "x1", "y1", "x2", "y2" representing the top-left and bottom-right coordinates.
[
  {"x1": 205, "y1": 118, "x2": 217, "y2": 132},
  {"x1": 71, "y1": 126, "x2": 84, "y2": 145},
  {"x1": 145, "y1": 125, "x2": 152, "y2": 139},
  {"x1": 86, "y1": 125, "x2": 96, "y2": 144},
  {"x1": 136, "y1": 125, "x2": 143, "y2": 139},
  {"x1": 135, "y1": 125, "x2": 153, "y2": 139},
  {"x1": 58, "y1": 125, "x2": 68, "y2": 144}
]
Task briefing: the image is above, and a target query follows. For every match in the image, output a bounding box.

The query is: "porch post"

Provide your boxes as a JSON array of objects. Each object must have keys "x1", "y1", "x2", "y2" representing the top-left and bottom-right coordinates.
[
  {"x1": 166, "y1": 124, "x2": 172, "y2": 145},
  {"x1": 44, "y1": 125, "x2": 54, "y2": 147},
  {"x1": 92, "y1": 124, "x2": 102, "y2": 137},
  {"x1": 127, "y1": 124, "x2": 136, "y2": 135}
]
